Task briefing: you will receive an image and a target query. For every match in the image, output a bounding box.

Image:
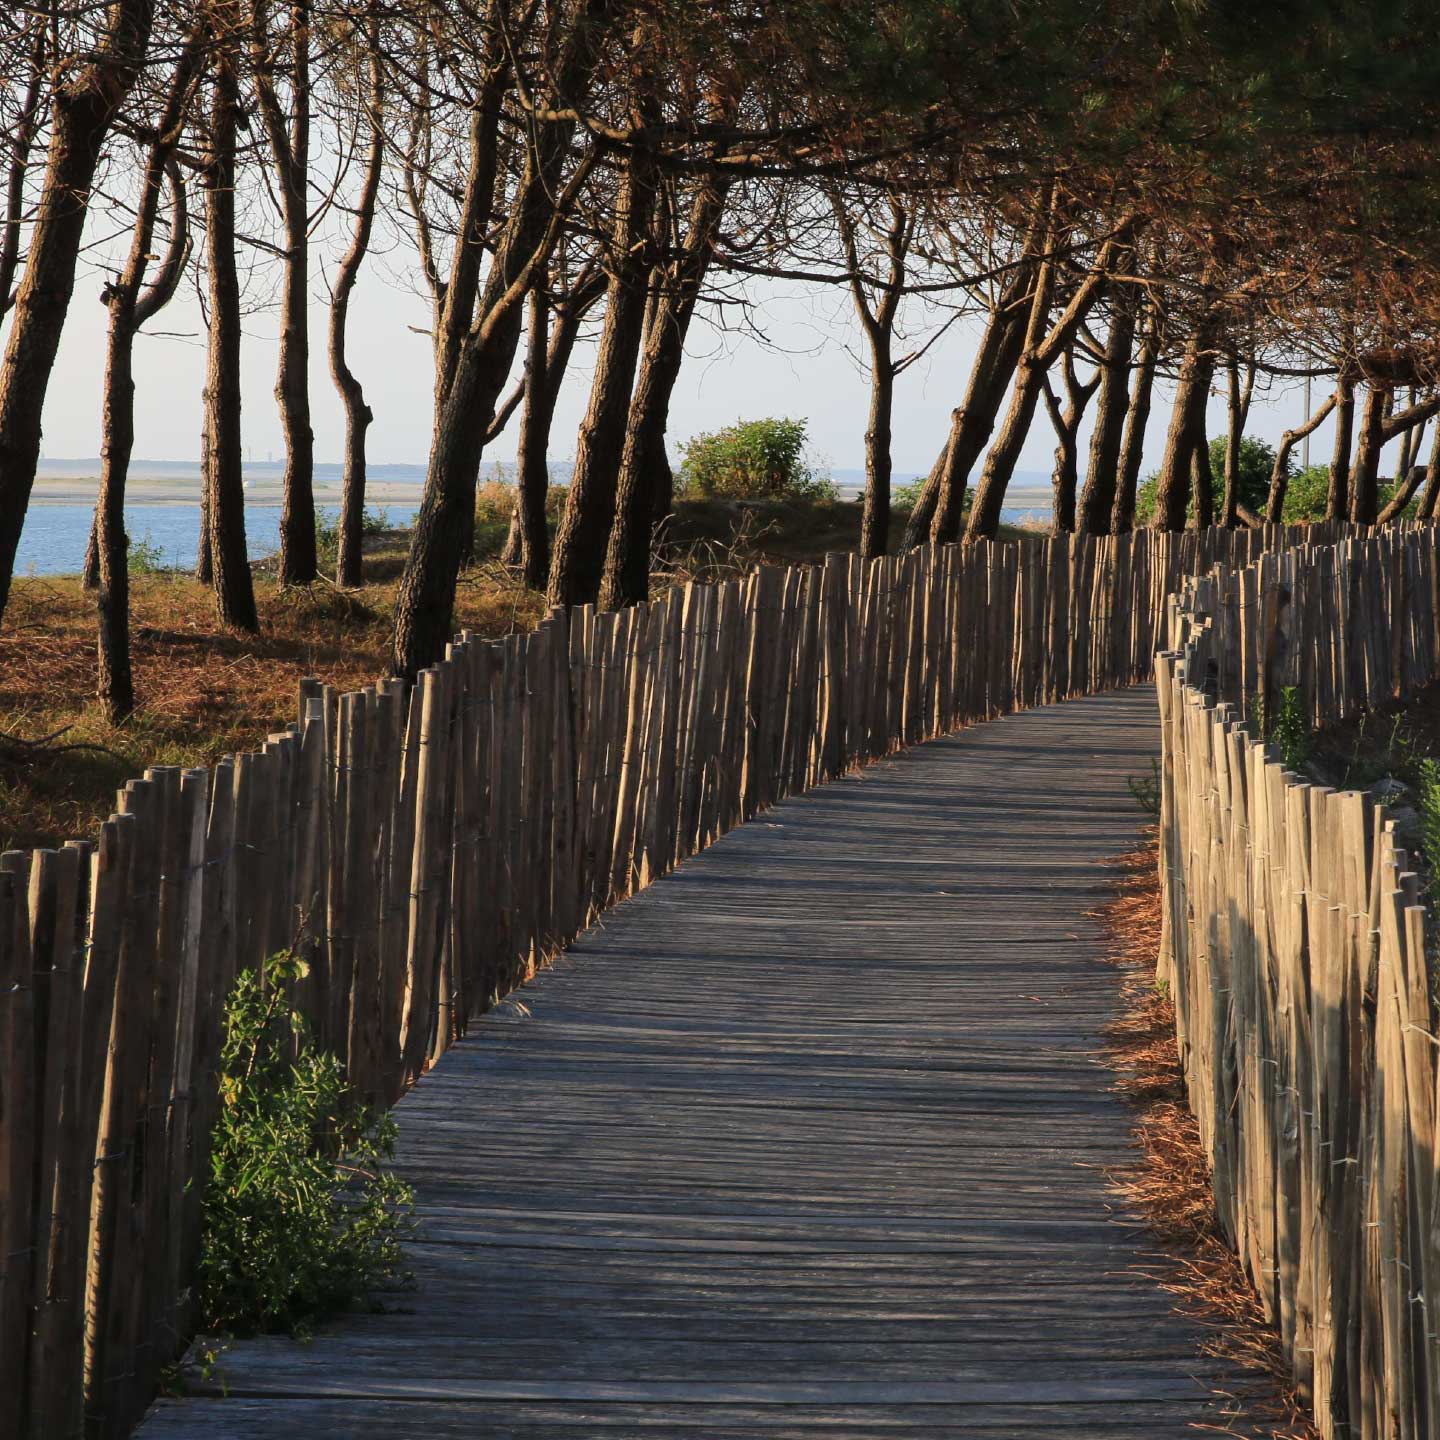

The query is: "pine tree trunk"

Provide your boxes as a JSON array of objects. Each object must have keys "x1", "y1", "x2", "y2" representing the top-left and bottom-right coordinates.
[
  {"x1": 330, "y1": 26, "x2": 383, "y2": 589},
  {"x1": 600, "y1": 183, "x2": 724, "y2": 608},
  {"x1": 83, "y1": 516, "x2": 100, "y2": 588},
  {"x1": 1190, "y1": 437, "x2": 1215, "y2": 529},
  {"x1": 204, "y1": 59, "x2": 258, "y2": 632},
  {"x1": 390, "y1": 9, "x2": 604, "y2": 679},
  {"x1": 548, "y1": 149, "x2": 658, "y2": 609},
  {"x1": 1417, "y1": 426, "x2": 1440, "y2": 520},
  {"x1": 97, "y1": 311, "x2": 137, "y2": 720},
  {"x1": 514, "y1": 291, "x2": 557, "y2": 589},
  {"x1": 96, "y1": 110, "x2": 195, "y2": 720},
  {"x1": 1051, "y1": 435, "x2": 1078, "y2": 533},
  {"x1": 1111, "y1": 319, "x2": 1157, "y2": 534},
  {"x1": 1153, "y1": 333, "x2": 1213, "y2": 531},
  {"x1": 963, "y1": 218, "x2": 1128, "y2": 543},
  {"x1": 964, "y1": 352, "x2": 1049, "y2": 542},
  {"x1": 1326, "y1": 375, "x2": 1355, "y2": 520},
  {"x1": 1348, "y1": 384, "x2": 1387, "y2": 524},
  {"x1": 0, "y1": 0, "x2": 154, "y2": 628},
  {"x1": 924, "y1": 286, "x2": 1029, "y2": 545},
  {"x1": 599, "y1": 294, "x2": 694, "y2": 606},
  {"x1": 1077, "y1": 304, "x2": 1136, "y2": 534},
  {"x1": 197, "y1": 417, "x2": 213, "y2": 583},
  {"x1": 0, "y1": 27, "x2": 45, "y2": 317},
  {"x1": 860, "y1": 360, "x2": 895, "y2": 559},
  {"x1": 272, "y1": 0, "x2": 317, "y2": 585}
]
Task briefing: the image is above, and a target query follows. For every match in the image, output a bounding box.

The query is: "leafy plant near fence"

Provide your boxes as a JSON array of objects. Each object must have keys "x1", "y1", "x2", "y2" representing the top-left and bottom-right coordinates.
[
  {"x1": 1417, "y1": 758, "x2": 1440, "y2": 896},
  {"x1": 199, "y1": 951, "x2": 414, "y2": 1338},
  {"x1": 1268, "y1": 686, "x2": 1312, "y2": 772}
]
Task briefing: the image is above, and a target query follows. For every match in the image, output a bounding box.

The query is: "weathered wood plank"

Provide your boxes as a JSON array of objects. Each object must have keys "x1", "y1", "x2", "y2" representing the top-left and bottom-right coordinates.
[{"x1": 138, "y1": 691, "x2": 1270, "y2": 1439}]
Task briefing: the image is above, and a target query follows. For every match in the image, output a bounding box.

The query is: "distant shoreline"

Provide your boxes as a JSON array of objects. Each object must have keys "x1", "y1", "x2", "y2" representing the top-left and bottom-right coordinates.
[{"x1": 29, "y1": 459, "x2": 1055, "y2": 511}]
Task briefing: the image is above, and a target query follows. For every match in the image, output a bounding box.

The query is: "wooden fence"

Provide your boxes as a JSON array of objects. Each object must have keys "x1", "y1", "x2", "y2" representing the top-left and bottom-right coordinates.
[
  {"x1": 0, "y1": 517, "x2": 1381, "y2": 1440},
  {"x1": 1157, "y1": 522, "x2": 1440, "y2": 1438}
]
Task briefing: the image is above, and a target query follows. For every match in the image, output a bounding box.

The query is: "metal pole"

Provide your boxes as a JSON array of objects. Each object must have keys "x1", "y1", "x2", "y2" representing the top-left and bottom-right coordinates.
[{"x1": 1302, "y1": 375, "x2": 1311, "y2": 470}]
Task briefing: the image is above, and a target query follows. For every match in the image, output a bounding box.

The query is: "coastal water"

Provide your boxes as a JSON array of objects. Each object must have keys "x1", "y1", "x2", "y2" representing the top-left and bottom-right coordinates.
[
  {"x1": 15, "y1": 460, "x2": 1054, "y2": 577},
  {"x1": 15, "y1": 502, "x2": 421, "y2": 578}
]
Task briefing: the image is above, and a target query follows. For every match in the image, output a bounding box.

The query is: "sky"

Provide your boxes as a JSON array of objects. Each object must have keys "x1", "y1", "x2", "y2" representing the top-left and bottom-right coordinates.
[{"x1": 34, "y1": 235, "x2": 1346, "y2": 488}]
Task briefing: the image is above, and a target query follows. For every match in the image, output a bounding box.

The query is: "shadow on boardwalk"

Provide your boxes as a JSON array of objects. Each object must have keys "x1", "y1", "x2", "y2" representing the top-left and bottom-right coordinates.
[{"x1": 140, "y1": 688, "x2": 1271, "y2": 1438}]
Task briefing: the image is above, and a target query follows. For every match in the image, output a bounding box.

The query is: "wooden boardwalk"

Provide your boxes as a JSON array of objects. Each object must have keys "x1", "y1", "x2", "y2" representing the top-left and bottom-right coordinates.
[{"x1": 139, "y1": 688, "x2": 1267, "y2": 1438}]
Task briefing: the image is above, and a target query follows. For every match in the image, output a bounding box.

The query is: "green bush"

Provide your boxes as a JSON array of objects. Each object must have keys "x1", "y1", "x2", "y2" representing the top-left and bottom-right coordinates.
[
  {"x1": 1417, "y1": 758, "x2": 1440, "y2": 893},
  {"x1": 1279, "y1": 464, "x2": 1330, "y2": 522},
  {"x1": 1134, "y1": 435, "x2": 1279, "y2": 526},
  {"x1": 677, "y1": 417, "x2": 835, "y2": 501},
  {"x1": 1268, "y1": 685, "x2": 1312, "y2": 772},
  {"x1": 892, "y1": 475, "x2": 973, "y2": 514},
  {"x1": 1136, "y1": 449, "x2": 1422, "y2": 527},
  {"x1": 127, "y1": 530, "x2": 171, "y2": 575},
  {"x1": 199, "y1": 951, "x2": 413, "y2": 1337},
  {"x1": 314, "y1": 505, "x2": 391, "y2": 569}
]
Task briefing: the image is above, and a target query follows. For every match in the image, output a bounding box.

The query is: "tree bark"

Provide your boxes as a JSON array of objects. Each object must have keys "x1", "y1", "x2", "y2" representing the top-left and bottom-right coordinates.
[
  {"x1": 1219, "y1": 354, "x2": 1254, "y2": 527},
  {"x1": 1416, "y1": 425, "x2": 1440, "y2": 520},
  {"x1": 197, "y1": 418, "x2": 213, "y2": 582},
  {"x1": 1041, "y1": 348, "x2": 1099, "y2": 535},
  {"x1": 1265, "y1": 390, "x2": 1335, "y2": 521},
  {"x1": 95, "y1": 131, "x2": 194, "y2": 720},
  {"x1": 1190, "y1": 435, "x2": 1214, "y2": 529},
  {"x1": 919, "y1": 263, "x2": 1032, "y2": 546},
  {"x1": 508, "y1": 292, "x2": 551, "y2": 584},
  {"x1": 329, "y1": 19, "x2": 384, "y2": 588},
  {"x1": 1326, "y1": 373, "x2": 1355, "y2": 520},
  {"x1": 548, "y1": 144, "x2": 659, "y2": 609},
  {"x1": 1111, "y1": 306, "x2": 1158, "y2": 535},
  {"x1": 0, "y1": 25, "x2": 45, "y2": 320},
  {"x1": 1395, "y1": 387, "x2": 1418, "y2": 480},
  {"x1": 1348, "y1": 384, "x2": 1387, "y2": 524},
  {"x1": 1152, "y1": 329, "x2": 1214, "y2": 530},
  {"x1": 1376, "y1": 462, "x2": 1427, "y2": 524},
  {"x1": 1077, "y1": 299, "x2": 1136, "y2": 534},
  {"x1": 203, "y1": 54, "x2": 258, "y2": 632},
  {"x1": 600, "y1": 178, "x2": 725, "y2": 608},
  {"x1": 860, "y1": 358, "x2": 896, "y2": 558},
  {"x1": 965, "y1": 221, "x2": 1131, "y2": 543},
  {"x1": 390, "y1": 7, "x2": 604, "y2": 679},
  {"x1": 0, "y1": 0, "x2": 156, "y2": 628},
  {"x1": 846, "y1": 198, "x2": 909, "y2": 561},
  {"x1": 255, "y1": 0, "x2": 317, "y2": 584}
]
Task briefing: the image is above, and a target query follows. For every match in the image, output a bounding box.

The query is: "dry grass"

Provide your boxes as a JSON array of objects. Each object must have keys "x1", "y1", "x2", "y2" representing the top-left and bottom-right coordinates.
[
  {"x1": 0, "y1": 540, "x2": 545, "y2": 850},
  {"x1": 1094, "y1": 837, "x2": 1320, "y2": 1440}
]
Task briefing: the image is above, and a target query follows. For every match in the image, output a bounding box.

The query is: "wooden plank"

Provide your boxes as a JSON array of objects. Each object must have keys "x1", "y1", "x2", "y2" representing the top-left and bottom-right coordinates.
[{"x1": 135, "y1": 691, "x2": 1274, "y2": 1440}]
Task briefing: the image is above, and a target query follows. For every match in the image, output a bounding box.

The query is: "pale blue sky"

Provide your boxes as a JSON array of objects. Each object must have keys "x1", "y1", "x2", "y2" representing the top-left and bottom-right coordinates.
[{"x1": 35, "y1": 248, "x2": 1333, "y2": 484}]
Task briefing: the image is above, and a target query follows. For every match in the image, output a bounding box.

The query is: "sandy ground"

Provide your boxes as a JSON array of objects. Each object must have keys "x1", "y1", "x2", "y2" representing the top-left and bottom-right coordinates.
[{"x1": 28, "y1": 469, "x2": 427, "y2": 506}]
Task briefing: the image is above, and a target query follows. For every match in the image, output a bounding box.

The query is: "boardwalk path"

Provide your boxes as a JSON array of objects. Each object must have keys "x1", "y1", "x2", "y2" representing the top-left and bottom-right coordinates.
[{"x1": 140, "y1": 688, "x2": 1266, "y2": 1438}]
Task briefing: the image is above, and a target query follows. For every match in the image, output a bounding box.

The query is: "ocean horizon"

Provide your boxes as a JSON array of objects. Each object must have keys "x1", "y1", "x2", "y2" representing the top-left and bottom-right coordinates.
[{"x1": 17, "y1": 459, "x2": 1055, "y2": 576}]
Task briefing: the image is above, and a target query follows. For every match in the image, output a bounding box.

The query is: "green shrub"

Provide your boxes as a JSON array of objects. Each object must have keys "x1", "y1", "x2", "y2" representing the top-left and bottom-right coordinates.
[
  {"x1": 473, "y1": 474, "x2": 568, "y2": 558},
  {"x1": 314, "y1": 505, "x2": 391, "y2": 569},
  {"x1": 128, "y1": 530, "x2": 171, "y2": 575},
  {"x1": 677, "y1": 417, "x2": 835, "y2": 501},
  {"x1": 1279, "y1": 464, "x2": 1330, "y2": 522},
  {"x1": 1136, "y1": 451, "x2": 1421, "y2": 527},
  {"x1": 1134, "y1": 435, "x2": 1280, "y2": 526},
  {"x1": 892, "y1": 476, "x2": 972, "y2": 514},
  {"x1": 1417, "y1": 758, "x2": 1440, "y2": 892},
  {"x1": 1268, "y1": 685, "x2": 1312, "y2": 772},
  {"x1": 199, "y1": 951, "x2": 413, "y2": 1337}
]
